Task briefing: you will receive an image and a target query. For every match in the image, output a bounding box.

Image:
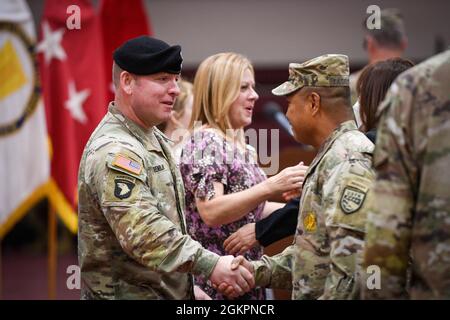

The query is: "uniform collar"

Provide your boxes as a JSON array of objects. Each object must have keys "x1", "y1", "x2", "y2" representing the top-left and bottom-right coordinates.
[
  {"x1": 108, "y1": 102, "x2": 162, "y2": 152},
  {"x1": 304, "y1": 120, "x2": 358, "y2": 179}
]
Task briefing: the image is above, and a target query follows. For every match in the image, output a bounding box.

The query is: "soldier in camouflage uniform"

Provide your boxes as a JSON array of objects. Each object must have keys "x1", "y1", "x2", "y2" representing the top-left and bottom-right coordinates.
[
  {"x1": 78, "y1": 36, "x2": 253, "y2": 300},
  {"x1": 362, "y1": 50, "x2": 450, "y2": 299},
  {"x1": 227, "y1": 54, "x2": 376, "y2": 299}
]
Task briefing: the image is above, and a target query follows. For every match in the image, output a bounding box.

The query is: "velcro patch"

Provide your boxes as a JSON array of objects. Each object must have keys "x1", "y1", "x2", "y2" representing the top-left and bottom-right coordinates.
[
  {"x1": 340, "y1": 187, "x2": 366, "y2": 214},
  {"x1": 347, "y1": 180, "x2": 369, "y2": 193},
  {"x1": 114, "y1": 178, "x2": 135, "y2": 199},
  {"x1": 329, "y1": 76, "x2": 349, "y2": 86},
  {"x1": 112, "y1": 154, "x2": 142, "y2": 175},
  {"x1": 153, "y1": 164, "x2": 165, "y2": 172},
  {"x1": 349, "y1": 163, "x2": 366, "y2": 177}
]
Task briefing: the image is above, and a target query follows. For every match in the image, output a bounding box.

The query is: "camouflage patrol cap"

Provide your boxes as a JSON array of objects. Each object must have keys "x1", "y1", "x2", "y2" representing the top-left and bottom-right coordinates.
[{"x1": 272, "y1": 54, "x2": 350, "y2": 96}]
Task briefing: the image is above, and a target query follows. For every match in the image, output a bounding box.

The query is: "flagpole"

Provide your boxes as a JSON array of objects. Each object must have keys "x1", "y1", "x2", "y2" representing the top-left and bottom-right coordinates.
[{"x1": 48, "y1": 203, "x2": 57, "y2": 299}]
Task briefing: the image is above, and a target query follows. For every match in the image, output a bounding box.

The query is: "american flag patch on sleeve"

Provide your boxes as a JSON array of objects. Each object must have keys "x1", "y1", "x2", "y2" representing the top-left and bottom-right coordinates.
[{"x1": 112, "y1": 154, "x2": 142, "y2": 175}]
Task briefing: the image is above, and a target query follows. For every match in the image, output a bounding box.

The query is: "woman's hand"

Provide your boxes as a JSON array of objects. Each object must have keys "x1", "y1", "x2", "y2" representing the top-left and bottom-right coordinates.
[
  {"x1": 282, "y1": 188, "x2": 303, "y2": 201},
  {"x1": 264, "y1": 162, "x2": 308, "y2": 196},
  {"x1": 224, "y1": 223, "x2": 257, "y2": 255}
]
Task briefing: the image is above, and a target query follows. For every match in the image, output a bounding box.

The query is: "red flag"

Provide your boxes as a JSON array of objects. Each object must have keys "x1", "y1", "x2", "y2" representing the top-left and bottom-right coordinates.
[
  {"x1": 38, "y1": 0, "x2": 108, "y2": 232},
  {"x1": 100, "y1": 0, "x2": 151, "y2": 101}
]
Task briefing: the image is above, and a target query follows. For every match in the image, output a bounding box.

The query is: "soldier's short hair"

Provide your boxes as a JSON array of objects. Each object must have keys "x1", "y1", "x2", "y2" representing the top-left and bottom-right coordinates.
[
  {"x1": 112, "y1": 62, "x2": 123, "y2": 89},
  {"x1": 299, "y1": 86, "x2": 352, "y2": 117},
  {"x1": 364, "y1": 8, "x2": 407, "y2": 49}
]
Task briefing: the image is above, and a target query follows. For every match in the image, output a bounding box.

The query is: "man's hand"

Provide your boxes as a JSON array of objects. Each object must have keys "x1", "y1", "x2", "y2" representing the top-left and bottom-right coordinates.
[
  {"x1": 209, "y1": 255, "x2": 254, "y2": 298},
  {"x1": 224, "y1": 223, "x2": 258, "y2": 255},
  {"x1": 194, "y1": 285, "x2": 212, "y2": 300},
  {"x1": 230, "y1": 255, "x2": 254, "y2": 273},
  {"x1": 215, "y1": 256, "x2": 255, "y2": 297}
]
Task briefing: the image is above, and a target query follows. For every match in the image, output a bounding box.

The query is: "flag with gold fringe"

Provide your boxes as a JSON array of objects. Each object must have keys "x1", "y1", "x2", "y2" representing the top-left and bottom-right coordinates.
[{"x1": 38, "y1": 0, "x2": 108, "y2": 233}]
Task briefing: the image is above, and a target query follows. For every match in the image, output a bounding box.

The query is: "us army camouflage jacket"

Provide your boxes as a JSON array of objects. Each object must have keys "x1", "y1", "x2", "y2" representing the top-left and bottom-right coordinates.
[
  {"x1": 253, "y1": 120, "x2": 375, "y2": 299},
  {"x1": 362, "y1": 50, "x2": 450, "y2": 300},
  {"x1": 78, "y1": 103, "x2": 219, "y2": 299}
]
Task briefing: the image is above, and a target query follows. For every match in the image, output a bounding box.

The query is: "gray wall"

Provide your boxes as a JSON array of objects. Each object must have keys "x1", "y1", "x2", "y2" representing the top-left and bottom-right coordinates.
[{"x1": 28, "y1": 0, "x2": 450, "y2": 67}]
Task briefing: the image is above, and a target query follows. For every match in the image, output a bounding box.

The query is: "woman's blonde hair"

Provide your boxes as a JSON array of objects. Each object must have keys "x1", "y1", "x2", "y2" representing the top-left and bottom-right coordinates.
[
  {"x1": 189, "y1": 52, "x2": 254, "y2": 134},
  {"x1": 173, "y1": 79, "x2": 193, "y2": 115},
  {"x1": 157, "y1": 79, "x2": 193, "y2": 132}
]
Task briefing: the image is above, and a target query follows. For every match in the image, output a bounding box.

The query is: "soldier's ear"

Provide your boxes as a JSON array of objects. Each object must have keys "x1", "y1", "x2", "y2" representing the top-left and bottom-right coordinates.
[
  {"x1": 365, "y1": 36, "x2": 377, "y2": 56},
  {"x1": 310, "y1": 92, "x2": 321, "y2": 116},
  {"x1": 400, "y1": 37, "x2": 408, "y2": 51},
  {"x1": 120, "y1": 71, "x2": 134, "y2": 95}
]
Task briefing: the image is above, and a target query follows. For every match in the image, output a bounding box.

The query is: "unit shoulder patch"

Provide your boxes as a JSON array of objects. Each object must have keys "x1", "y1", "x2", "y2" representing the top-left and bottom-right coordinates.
[
  {"x1": 340, "y1": 186, "x2": 366, "y2": 214},
  {"x1": 114, "y1": 178, "x2": 135, "y2": 199}
]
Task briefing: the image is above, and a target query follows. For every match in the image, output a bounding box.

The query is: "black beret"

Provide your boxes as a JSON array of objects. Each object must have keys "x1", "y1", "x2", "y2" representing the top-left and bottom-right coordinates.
[{"x1": 113, "y1": 36, "x2": 182, "y2": 75}]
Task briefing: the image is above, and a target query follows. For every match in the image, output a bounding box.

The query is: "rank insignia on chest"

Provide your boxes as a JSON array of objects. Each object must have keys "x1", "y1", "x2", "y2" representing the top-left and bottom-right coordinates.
[
  {"x1": 112, "y1": 154, "x2": 142, "y2": 175},
  {"x1": 114, "y1": 178, "x2": 135, "y2": 199},
  {"x1": 303, "y1": 212, "x2": 317, "y2": 233},
  {"x1": 340, "y1": 187, "x2": 366, "y2": 214}
]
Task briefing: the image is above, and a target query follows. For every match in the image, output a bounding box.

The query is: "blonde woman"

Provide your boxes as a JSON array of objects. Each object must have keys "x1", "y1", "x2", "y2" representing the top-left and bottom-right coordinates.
[{"x1": 180, "y1": 53, "x2": 306, "y2": 299}]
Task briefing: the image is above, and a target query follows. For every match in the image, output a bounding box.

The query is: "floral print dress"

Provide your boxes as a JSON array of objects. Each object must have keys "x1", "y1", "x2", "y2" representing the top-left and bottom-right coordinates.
[{"x1": 180, "y1": 128, "x2": 267, "y2": 300}]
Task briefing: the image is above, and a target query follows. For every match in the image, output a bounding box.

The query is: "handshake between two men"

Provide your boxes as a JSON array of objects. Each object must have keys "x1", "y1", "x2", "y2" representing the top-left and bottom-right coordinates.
[{"x1": 207, "y1": 255, "x2": 253, "y2": 299}]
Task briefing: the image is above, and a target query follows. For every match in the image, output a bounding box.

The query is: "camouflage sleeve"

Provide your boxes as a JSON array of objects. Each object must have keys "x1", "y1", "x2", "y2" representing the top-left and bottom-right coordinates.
[
  {"x1": 361, "y1": 82, "x2": 415, "y2": 299},
  {"x1": 89, "y1": 146, "x2": 220, "y2": 278},
  {"x1": 320, "y1": 156, "x2": 375, "y2": 299},
  {"x1": 252, "y1": 245, "x2": 295, "y2": 289}
]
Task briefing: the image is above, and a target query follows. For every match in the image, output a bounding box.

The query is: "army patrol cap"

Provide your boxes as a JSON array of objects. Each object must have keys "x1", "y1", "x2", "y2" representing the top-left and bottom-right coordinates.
[
  {"x1": 272, "y1": 54, "x2": 350, "y2": 96},
  {"x1": 113, "y1": 36, "x2": 182, "y2": 75}
]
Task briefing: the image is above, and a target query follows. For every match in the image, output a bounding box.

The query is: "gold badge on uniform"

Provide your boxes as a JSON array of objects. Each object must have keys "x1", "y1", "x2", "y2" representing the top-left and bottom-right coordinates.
[
  {"x1": 340, "y1": 187, "x2": 366, "y2": 214},
  {"x1": 303, "y1": 212, "x2": 317, "y2": 233}
]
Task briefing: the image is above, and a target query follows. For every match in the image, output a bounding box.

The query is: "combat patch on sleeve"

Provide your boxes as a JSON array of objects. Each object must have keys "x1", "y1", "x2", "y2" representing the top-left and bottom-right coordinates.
[
  {"x1": 114, "y1": 176, "x2": 135, "y2": 199},
  {"x1": 340, "y1": 186, "x2": 367, "y2": 214},
  {"x1": 103, "y1": 173, "x2": 142, "y2": 204}
]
